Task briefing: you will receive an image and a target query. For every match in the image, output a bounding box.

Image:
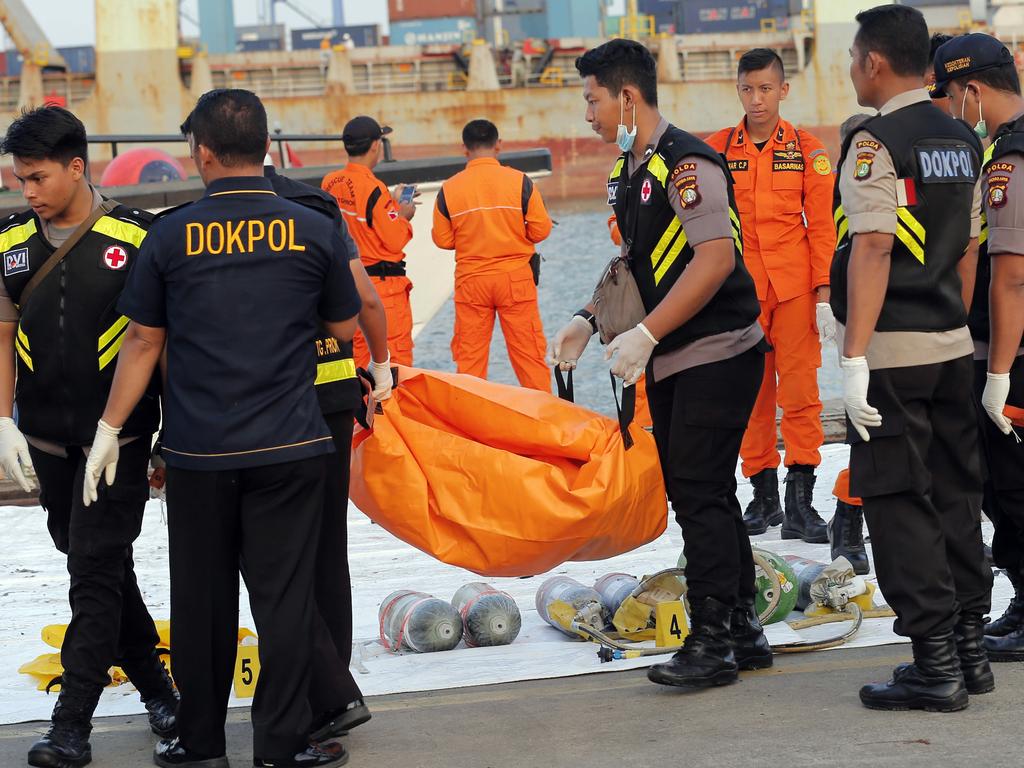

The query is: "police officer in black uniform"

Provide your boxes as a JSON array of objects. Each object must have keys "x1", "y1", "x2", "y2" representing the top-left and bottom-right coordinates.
[
  {"x1": 551, "y1": 39, "x2": 768, "y2": 689},
  {"x1": 0, "y1": 106, "x2": 176, "y2": 768},
  {"x1": 262, "y1": 155, "x2": 390, "y2": 740},
  {"x1": 83, "y1": 89, "x2": 361, "y2": 768},
  {"x1": 833, "y1": 6, "x2": 993, "y2": 711},
  {"x1": 934, "y1": 33, "x2": 1024, "y2": 659}
]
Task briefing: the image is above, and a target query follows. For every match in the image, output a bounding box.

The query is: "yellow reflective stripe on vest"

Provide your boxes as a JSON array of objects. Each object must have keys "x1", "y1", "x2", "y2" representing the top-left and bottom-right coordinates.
[
  {"x1": 896, "y1": 207, "x2": 926, "y2": 244},
  {"x1": 649, "y1": 219, "x2": 681, "y2": 274},
  {"x1": 654, "y1": 230, "x2": 689, "y2": 286},
  {"x1": 648, "y1": 154, "x2": 670, "y2": 186},
  {"x1": 98, "y1": 315, "x2": 130, "y2": 370},
  {"x1": 983, "y1": 142, "x2": 997, "y2": 166},
  {"x1": 895, "y1": 207, "x2": 926, "y2": 264},
  {"x1": 315, "y1": 358, "x2": 356, "y2": 385},
  {"x1": 729, "y1": 207, "x2": 743, "y2": 254},
  {"x1": 98, "y1": 315, "x2": 129, "y2": 351},
  {"x1": 833, "y1": 204, "x2": 850, "y2": 243},
  {"x1": 609, "y1": 158, "x2": 624, "y2": 182},
  {"x1": 895, "y1": 207, "x2": 926, "y2": 265},
  {"x1": 15, "y1": 323, "x2": 31, "y2": 371},
  {"x1": 92, "y1": 216, "x2": 147, "y2": 248},
  {"x1": 0, "y1": 219, "x2": 38, "y2": 254}
]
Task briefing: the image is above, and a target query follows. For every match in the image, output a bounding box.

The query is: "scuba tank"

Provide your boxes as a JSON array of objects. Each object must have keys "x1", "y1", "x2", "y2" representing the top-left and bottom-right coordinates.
[
  {"x1": 535, "y1": 576, "x2": 610, "y2": 638},
  {"x1": 451, "y1": 583, "x2": 522, "y2": 647},
  {"x1": 379, "y1": 590, "x2": 464, "y2": 653},
  {"x1": 593, "y1": 573, "x2": 641, "y2": 617},
  {"x1": 752, "y1": 547, "x2": 799, "y2": 624}
]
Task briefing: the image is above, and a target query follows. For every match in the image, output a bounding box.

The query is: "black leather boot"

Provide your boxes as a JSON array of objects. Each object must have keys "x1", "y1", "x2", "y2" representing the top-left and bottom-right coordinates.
[
  {"x1": 122, "y1": 650, "x2": 178, "y2": 737},
  {"x1": 983, "y1": 625, "x2": 1024, "y2": 662},
  {"x1": 730, "y1": 596, "x2": 773, "y2": 671},
  {"x1": 955, "y1": 614, "x2": 995, "y2": 694},
  {"x1": 647, "y1": 597, "x2": 738, "y2": 688},
  {"x1": 828, "y1": 500, "x2": 869, "y2": 575},
  {"x1": 985, "y1": 570, "x2": 1024, "y2": 637},
  {"x1": 859, "y1": 632, "x2": 969, "y2": 712},
  {"x1": 742, "y1": 469, "x2": 783, "y2": 535},
  {"x1": 781, "y1": 469, "x2": 828, "y2": 543},
  {"x1": 309, "y1": 698, "x2": 372, "y2": 741},
  {"x1": 27, "y1": 687, "x2": 100, "y2": 768}
]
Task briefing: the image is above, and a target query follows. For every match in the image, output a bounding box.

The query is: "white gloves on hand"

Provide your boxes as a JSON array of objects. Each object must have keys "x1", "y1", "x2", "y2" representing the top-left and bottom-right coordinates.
[
  {"x1": 368, "y1": 356, "x2": 393, "y2": 401},
  {"x1": 83, "y1": 419, "x2": 121, "y2": 507},
  {"x1": 605, "y1": 323, "x2": 657, "y2": 386},
  {"x1": 815, "y1": 302, "x2": 837, "y2": 345},
  {"x1": 840, "y1": 356, "x2": 882, "y2": 442},
  {"x1": 547, "y1": 315, "x2": 593, "y2": 371},
  {"x1": 0, "y1": 416, "x2": 34, "y2": 493},
  {"x1": 981, "y1": 372, "x2": 1013, "y2": 435}
]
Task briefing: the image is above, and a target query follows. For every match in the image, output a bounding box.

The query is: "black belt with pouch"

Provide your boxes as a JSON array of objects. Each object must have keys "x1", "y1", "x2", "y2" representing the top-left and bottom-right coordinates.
[{"x1": 365, "y1": 260, "x2": 407, "y2": 278}]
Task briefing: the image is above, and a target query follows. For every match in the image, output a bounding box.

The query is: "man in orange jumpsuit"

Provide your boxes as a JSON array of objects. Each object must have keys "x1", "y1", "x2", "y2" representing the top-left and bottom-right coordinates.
[
  {"x1": 322, "y1": 116, "x2": 416, "y2": 367},
  {"x1": 706, "y1": 49, "x2": 836, "y2": 543},
  {"x1": 432, "y1": 119, "x2": 552, "y2": 391}
]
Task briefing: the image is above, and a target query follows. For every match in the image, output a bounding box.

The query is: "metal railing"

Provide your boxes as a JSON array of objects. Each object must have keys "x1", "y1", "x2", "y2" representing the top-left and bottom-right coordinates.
[{"x1": 85, "y1": 132, "x2": 356, "y2": 169}]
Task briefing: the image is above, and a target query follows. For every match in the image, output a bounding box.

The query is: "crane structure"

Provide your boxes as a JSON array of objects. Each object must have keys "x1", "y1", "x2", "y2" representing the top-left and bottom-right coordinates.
[{"x1": 0, "y1": 0, "x2": 68, "y2": 70}]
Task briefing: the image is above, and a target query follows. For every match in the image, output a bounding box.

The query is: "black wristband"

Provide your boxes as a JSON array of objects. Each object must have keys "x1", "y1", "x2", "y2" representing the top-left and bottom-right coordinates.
[{"x1": 574, "y1": 309, "x2": 598, "y2": 335}]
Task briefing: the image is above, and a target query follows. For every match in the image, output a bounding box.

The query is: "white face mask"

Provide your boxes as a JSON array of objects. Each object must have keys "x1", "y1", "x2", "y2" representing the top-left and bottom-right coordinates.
[
  {"x1": 963, "y1": 86, "x2": 988, "y2": 139},
  {"x1": 616, "y1": 97, "x2": 637, "y2": 152}
]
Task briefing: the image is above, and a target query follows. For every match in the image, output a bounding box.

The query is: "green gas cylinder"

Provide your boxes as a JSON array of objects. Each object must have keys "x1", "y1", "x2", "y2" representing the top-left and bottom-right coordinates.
[{"x1": 751, "y1": 547, "x2": 799, "y2": 625}]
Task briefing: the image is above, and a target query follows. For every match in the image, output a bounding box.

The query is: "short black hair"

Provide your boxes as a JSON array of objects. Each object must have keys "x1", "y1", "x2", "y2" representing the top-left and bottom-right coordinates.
[
  {"x1": 951, "y1": 62, "x2": 1022, "y2": 96},
  {"x1": 180, "y1": 89, "x2": 268, "y2": 167},
  {"x1": 0, "y1": 105, "x2": 88, "y2": 166},
  {"x1": 575, "y1": 38, "x2": 658, "y2": 107},
  {"x1": 929, "y1": 33, "x2": 954, "y2": 66},
  {"x1": 462, "y1": 119, "x2": 499, "y2": 151},
  {"x1": 344, "y1": 139, "x2": 374, "y2": 157},
  {"x1": 854, "y1": 4, "x2": 929, "y2": 77},
  {"x1": 738, "y1": 48, "x2": 785, "y2": 81}
]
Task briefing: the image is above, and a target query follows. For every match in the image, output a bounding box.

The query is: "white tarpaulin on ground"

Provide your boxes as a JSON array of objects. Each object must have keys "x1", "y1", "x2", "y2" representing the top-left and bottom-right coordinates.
[{"x1": 0, "y1": 443, "x2": 1012, "y2": 725}]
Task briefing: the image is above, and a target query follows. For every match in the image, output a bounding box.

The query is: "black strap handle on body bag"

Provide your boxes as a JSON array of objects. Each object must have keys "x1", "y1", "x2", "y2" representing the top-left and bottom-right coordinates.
[{"x1": 553, "y1": 366, "x2": 635, "y2": 449}]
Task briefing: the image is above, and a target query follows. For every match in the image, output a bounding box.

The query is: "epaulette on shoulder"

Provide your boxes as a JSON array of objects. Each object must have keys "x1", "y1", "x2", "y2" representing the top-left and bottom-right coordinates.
[{"x1": 152, "y1": 200, "x2": 196, "y2": 222}]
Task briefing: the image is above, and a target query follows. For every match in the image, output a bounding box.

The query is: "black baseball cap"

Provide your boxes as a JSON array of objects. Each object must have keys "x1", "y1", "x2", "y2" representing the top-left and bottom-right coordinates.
[
  {"x1": 931, "y1": 33, "x2": 1014, "y2": 98},
  {"x1": 342, "y1": 115, "x2": 392, "y2": 144}
]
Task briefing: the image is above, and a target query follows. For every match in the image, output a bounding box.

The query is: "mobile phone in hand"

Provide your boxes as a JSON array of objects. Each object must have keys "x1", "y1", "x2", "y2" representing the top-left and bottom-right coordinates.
[{"x1": 399, "y1": 184, "x2": 416, "y2": 204}]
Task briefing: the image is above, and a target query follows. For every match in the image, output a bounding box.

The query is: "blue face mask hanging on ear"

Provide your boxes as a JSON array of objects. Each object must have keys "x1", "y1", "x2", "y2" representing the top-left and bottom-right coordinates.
[{"x1": 616, "y1": 96, "x2": 637, "y2": 152}]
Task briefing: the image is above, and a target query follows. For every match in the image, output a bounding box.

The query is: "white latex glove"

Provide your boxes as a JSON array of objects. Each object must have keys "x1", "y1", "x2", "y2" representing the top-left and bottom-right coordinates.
[
  {"x1": 547, "y1": 315, "x2": 593, "y2": 371},
  {"x1": 368, "y1": 356, "x2": 393, "y2": 401},
  {"x1": 981, "y1": 372, "x2": 1013, "y2": 436},
  {"x1": 605, "y1": 323, "x2": 657, "y2": 386},
  {"x1": 840, "y1": 356, "x2": 882, "y2": 442},
  {"x1": 0, "y1": 416, "x2": 35, "y2": 493},
  {"x1": 815, "y1": 302, "x2": 837, "y2": 345},
  {"x1": 83, "y1": 420, "x2": 121, "y2": 507}
]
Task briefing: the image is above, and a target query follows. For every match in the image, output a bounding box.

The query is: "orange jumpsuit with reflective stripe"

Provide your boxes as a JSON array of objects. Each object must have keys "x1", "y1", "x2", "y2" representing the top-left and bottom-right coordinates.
[
  {"x1": 606, "y1": 214, "x2": 652, "y2": 429},
  {"x1": 432, "y1": 157, "x2": 552, "y2": 391},
  {"x1": 322, "y1": 162, "x2": 414, "y2": 366},
  {"x1": 706, "y1": 118, "x2": 835, "y2": 476}
]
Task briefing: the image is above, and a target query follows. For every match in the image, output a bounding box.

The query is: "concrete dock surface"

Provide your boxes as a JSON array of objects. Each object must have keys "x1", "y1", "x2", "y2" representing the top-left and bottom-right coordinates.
[{"x1": 2, "y1": 645, "x2": 1020, "y2": 768}]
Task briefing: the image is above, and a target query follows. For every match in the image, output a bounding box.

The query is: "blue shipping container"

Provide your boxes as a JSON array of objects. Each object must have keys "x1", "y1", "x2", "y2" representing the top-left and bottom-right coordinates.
[
  {"x1": 389, "y1": 17, "x2": 476, "y2": 46},
  {"x1": 5, "y1": 45, "x2": 96, "y2": 76},
  {"x1": 237, "y1": 38, "x2": 284, "y2": 52},
  {"x1": 292, "y1": 24, "x2": 380, "y2": 49},
  {"x1": 545, "y1": 0, "x2": 602, "y2": 39},
  {"x1": 680, "y1": 0, "x2": 791, "y2": 34}
]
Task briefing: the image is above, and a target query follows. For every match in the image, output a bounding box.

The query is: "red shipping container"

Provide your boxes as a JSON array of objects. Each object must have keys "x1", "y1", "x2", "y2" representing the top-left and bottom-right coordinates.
[{"x1": 388, "y1": 0, "x2": 477, "y2": 22}]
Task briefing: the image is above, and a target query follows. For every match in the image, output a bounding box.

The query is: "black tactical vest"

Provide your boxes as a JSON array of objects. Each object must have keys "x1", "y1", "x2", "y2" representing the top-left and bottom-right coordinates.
[
  {"x1": 831, "y1": 101, "x2": 981, "y2": 332},
  {"x1": 0, "y1": 204, "x2": 160, "y2": 444},
  {"x1": 972, "y1": 117, "x2": 1024, "y2": 342},
  {"x1": 608, "y1": 124, "x2": 760, "y2": 355},
  {"x1": 265, "y1": 167, "x2": 361, "y2": 415}
]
